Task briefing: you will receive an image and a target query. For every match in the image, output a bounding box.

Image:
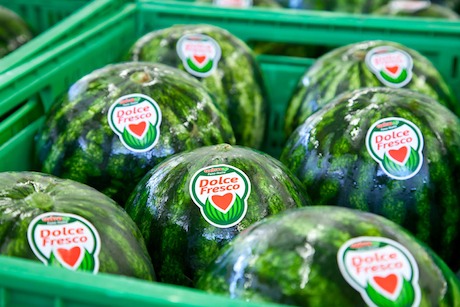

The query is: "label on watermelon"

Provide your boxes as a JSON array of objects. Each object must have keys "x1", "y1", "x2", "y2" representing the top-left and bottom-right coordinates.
[
  {"x1": 107, "y1": 93, "x2": 162, "y2": 152},
  {"x1": 27, "y1": 212, "x2": 101, "y2": 273},
  {"x1": 212, "y1": 0, "x2": 253, "y2": 7},
  {"x1": 389, "y1": 1, "x2": 430, "y2": 13},
  {"x1": 189, "y1": 164, "x2": 251, "y2": 228},
  {"x1": 365, "y1": 46, "x2": 413, "y2": 88},
  {"x1": 176, "y1": 34, "x2": 221, "y2": 78},
  {"x1": 366, "y1": 117, "x2": 424, "y2": 180},
  {"x1": 337, "y1": 236, "x2": 421, "y2": 307}
]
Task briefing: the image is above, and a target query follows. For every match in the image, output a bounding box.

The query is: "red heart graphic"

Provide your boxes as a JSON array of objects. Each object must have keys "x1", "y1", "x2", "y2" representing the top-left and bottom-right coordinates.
[
  {"x1": 211, "y1": 193, "x2": 233, "y2": 211},
  {"x1": 388, "y1": 146, "x2": 408, "y2": 163},
  {"x1": 386, "y1": 66, "x2": 399, "y2": 74},
  {"x1": 129, "y1": 121, "x2": 147, "y2": 137},
  {"x1": 57, "y1": 246, "x2": 81, "y2": 267},
  {"x1": 373, "y1": 274, "x2": 398, "y2": 294},
  {"x1": 193, "y1": 55, "x2": 206, "y2": 64}
]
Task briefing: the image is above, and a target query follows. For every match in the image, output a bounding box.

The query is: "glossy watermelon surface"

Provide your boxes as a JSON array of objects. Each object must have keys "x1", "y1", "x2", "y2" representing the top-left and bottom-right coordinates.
[
  {"x1": 35, "y1": 62, "x2": 235, "y2": 206},
  {"x1": 125, "y1": 143, "x2": 310, "y2": 287},
  {"x1": 280, "y1": 87, "x2": 460, "y2": 272},
  {"x1": 198, "y1": 206, "x2": 460, "y2": 307}
]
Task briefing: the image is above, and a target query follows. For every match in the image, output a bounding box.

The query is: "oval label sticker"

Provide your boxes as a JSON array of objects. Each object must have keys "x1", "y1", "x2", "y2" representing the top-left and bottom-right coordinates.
[
  {"x1": 365, "y1": 46, "x2": 414, "y2": 88},
  {"x1": 189, "y1": 164, "x2": 251, "y2": 228},
  {"x1": 213, "y1": 0, "x2": 253, "y2": 7},
  {"x1": 176, "y1": 34, "x2": 221, "y2": 78},
  {"x1": 337, "y1": 236, "x2": 421, "y2": 307},
  {"x1": 27, "y1": 212, "x2": 101, "y2": 273},
  {"x1": 108, "y1": 93, "x2": 162, "y2": 152},
  {"x1": 366, "y1": 117, "x2": 424, "y2": 180}
]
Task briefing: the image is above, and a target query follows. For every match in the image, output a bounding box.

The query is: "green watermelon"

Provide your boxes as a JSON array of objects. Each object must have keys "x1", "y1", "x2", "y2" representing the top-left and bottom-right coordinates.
[
  {"x1": 0, "y1": 171, "x2": 155, "y2": 280},
  {"x1": 124, "y1": 143, "x2": 310, "y2": 287},
  {"x1": 197, "y1": 206, "x2": 460, "y2": 306},
  {"x1": 437, "y1": 0, "x2": 460, "y2": 13},
  {"x1": 276, "y1": 0, "x2": 391, "y2": 12},
  {"x1": 0, "y1": 6, "x2": 33, "y2": 58},
  {"x1": 280, "y1": 87, "x2": 460, "y2": 272},
  {"x1": 284, "y1": 40, "x2": 459, "y2": 138},
  {"x1": 128, "y1": 24, "x2": 268, "y2": 149},
  {"x1": 35, "y1": 62, "x2": 235, "y2": 206},
  {"x1": 373, "y1": 1, "x2": 459, "y2": 19}
]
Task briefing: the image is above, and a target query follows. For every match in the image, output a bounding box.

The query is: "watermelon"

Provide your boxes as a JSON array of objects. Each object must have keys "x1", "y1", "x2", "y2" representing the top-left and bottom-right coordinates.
[
  {"x1": 280, "y1": 87, "x2": 460, "y2": 272},
  {"x1": 128, "y1": 24, "x2": 268, "y2": 149},
  {"x1": 35, "y1": 62, "x2": 235, "y2": 206},
  {"x1": 373, "y1": 1, "x2": 459, "y2": 19},
  {"x1": 197, "y1": 206, "x2": 460, "y2": 306},
  {"x1": 276, "y1": 0, "x2": 391, "y2": 12},
  {"x1": 124, "y1": 143, "x2": 310, "y2": 287},
  {"x1": 0, "y1": 171, "x2": 155, "y2": 280},
  {"x1": 284, "y1": 40, "x2": 459, "y2": 138},
  {"x1": 436, "y1": 0, "x2": 460, "y2": 13},
  {"x1": 0, "y1": 6, "x2": 33, "y2": 58}
]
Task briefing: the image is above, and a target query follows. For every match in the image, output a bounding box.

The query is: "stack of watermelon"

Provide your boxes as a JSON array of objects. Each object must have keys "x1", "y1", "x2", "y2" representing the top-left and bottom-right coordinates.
[{"x1": 1, "y1": 9, "x2": 459, "y2": 307}]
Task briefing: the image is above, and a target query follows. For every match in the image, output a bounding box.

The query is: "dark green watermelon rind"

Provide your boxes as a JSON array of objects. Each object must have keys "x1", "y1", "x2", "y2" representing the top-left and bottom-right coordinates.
[
  {"x1": 125, "y1": 144, "x2": 309, "y2": 287},
  {"x1": 295, "y1": 0, "x2": 391, "y2": 13},
  {"x1": 128, "y1": 24, "x2": 269, "y2": 149},
  {"x1": 283, "y1": 40, "x2": 459, "y2": 139},
  {"x1": 372, "y1": 3, "x2": 460, "y2": 20},
  {"x1": 280, "y1": 87, "x2": 460, "y2": 271},
  {"x1": 0, "y1": 7, "x2": 33, "y2": 58},
  {"x1": 0, "y1": 171, "x2": 156, "y2": 281},
  {"x1": 196, "y1": 206, "x2": 460, "y2": 306},
  {"x1": 35, "y1": 62, "x2": 235, "y2": 205}
]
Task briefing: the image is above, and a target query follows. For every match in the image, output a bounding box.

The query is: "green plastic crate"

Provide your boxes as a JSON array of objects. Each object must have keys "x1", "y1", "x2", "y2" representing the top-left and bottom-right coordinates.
[
  {"x1": 0, "y1": 1, "x2": 459, "y2": 305},
  {"x1": 0, "y1": 255, "x2": 284, "y2": 307},
  {"x1": 0, "y1": 0, "x2": 128, "y2": 74}
]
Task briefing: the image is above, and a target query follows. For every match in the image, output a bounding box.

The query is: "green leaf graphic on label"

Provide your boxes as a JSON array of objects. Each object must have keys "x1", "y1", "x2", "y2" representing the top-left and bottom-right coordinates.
[
  {"x1": 382, "y1": 147, "x2": 420, "y2": 178},
  {"x1": 380, "y1": 69, "x2": 408, "y2": 84},
  {"x1": 50, "y1": 247, "x2": 95, "y2": 272},
  {"x1": 78, "y1": 249, "x2": 96, "y2": 272},
  {"x1": 366, "y1": 277, "x2": 415, "y2": 307},
  {"x1": 203, "y1": 194, "x2": 244, "y2": 226},
  {"x1": 121, "y1": 122, "x2": 157, "y2": 150},
  {"x1": 186, "y1": 58, "x2": 214, "y2": 74}
]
